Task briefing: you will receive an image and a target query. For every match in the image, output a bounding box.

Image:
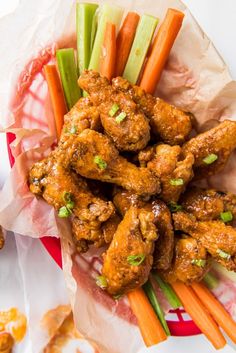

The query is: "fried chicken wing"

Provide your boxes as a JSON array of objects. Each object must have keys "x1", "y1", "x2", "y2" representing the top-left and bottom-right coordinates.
[
  {"x1": 160, "y1": 237, "x2": 210, "y2": 284},
  {"x1": 113, "y1": 188, "x2": 174, "y2": 270},
  {"x1": 181, "y1": 187, "x2": 236, "y2": 221},
  {"x1": 102, "y1": 206, "x2": 157, "y2": 295},
  {"x1": 0, "y1": 226, "x2": 4, "y2": 250},
  {"x1": 0, "y1": 332, "x2": 14, "y2": 353},
  {"x1": 173, "y1": 211, "x2": 236, "y2": 271},
  {"x1": 139, "y1": 144, "x2": 194, "y2": 203},
  {"x1": 78, "y1": 70, "x2": 150, "y2": 152},
  {"x1": 112, "y1": 76, "x2": 192, "y2": 145},
  {"x1": 182, "y1": 120, "x2": 236, "y2": 179},
  {"x1": 66, "y1": 129, "x2": 160, "y2": 196}
]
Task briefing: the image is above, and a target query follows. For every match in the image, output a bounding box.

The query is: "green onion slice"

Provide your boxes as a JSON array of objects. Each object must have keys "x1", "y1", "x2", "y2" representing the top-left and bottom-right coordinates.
[
  {"x1": 69, "y1": 126, "x2": 77, "y2": 134},
  {"x1": 113, "y1": 294, "x2": 123, "y2": 300},
  {"x1": 169, "y1": 201, "x2": 182, "y2": 213},
  {"x1": 109, "y1": 103, "x2": 120, "y2": 117},
  {"x1": 62, "y1": 192, "x2": 73, "y2": 203},
  {"x1": 94, "y1": 155, "x2": 107, "y2": 170},
  {"x1": 58, "y1": 206, "x2": 71, "y2": 218},
  {"x1": 203, "y1": 153, "x2": 218, "y2": 165},
  {"x1": 116, "y1": 112, "x2": 127, "y2": 123},
  {"x1": 220, "y1": 211, "x2": 233, "y2": 223},
  {"x1": 96, "y1": 275, "x2": 107, "y2": 289},
  {"x1": 170, "y1": 178, "x2": 184, "y2": 186},
  {"x1": 191, "y1": 259, "x2": 206, "y2": 267},
  {"x1": 127, "y1": 254, "x2": 145, "y2": 266},
  {"x1": 217, "y1": 249, "x2": 231, "y2": 260}
]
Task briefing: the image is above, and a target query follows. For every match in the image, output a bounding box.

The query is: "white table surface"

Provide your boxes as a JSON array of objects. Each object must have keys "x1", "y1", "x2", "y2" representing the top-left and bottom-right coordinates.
[{"x1": 0, "y1": 2, "x2": 236, "y2": 352}]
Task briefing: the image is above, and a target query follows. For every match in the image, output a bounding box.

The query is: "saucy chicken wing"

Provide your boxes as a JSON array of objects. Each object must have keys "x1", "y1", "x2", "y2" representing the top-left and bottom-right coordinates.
[
  {"x1": 173, "y1": 211, "x2": 236, "y2": 271},
  {"x1": 160, "y1": 237, "x2": 210, "y2": 284},
  {"x1": 66, "y1": 129, "x2": 160, "y2": 196},
  {"x1": 112, "y1": 76, "x2": 192, "y2": 145},
  {"x1": 102, "y1": 206, "x2": 157, "y2": 295},
  {"x1": 78, "y1": 70, "x2": 150, "y2": 152},
  {"x1": 113, "y1": 188, "x2": 174, "y2": 270},
  {"x1": 182, "y1": 120, "x2": 236, "y2": 179},
  {"x1": 139, "y1": 144, "x2": 194, "y2": 203},
  {"x1": 0, "y1": 332, "x2": 14, "y2": 353}
]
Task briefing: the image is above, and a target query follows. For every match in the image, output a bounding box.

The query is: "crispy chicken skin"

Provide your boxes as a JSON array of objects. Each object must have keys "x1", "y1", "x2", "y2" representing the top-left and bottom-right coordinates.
[
  {"x1": 112, "y1": 76, "x2": 192, "y2": 145},
  {"x1": 173, "y1": 211, "x2": 236, "y2": 271},
  {"x1": 113, "y1": 188, "x2": 174, "y2": 270},
  {"x1": 160, "y1": 237, "x2": 209, "y2": 284},
  {"x1": 0, "y1": 226, "x2": 4, "y2": 250},
  {"x1": 182, "y1": 120, "x2": 236, "y2": 179},
  {"x1": 29, "y1": 154, "x2": 115, "y2": 252},
  {"x1": 0, "y1": 332, "x2": 14, "y2": 353},
  {"x1": 139, "y1": 144, "x2": 194, "y2": 203},
  {"x1": 181, "y1": 187, "x2": 236, "y2": 221},
  {"x1": 102, "y1": 206, "x2": 157, "y2": 295},
  {"x1": 66, "y1": 129, "x2": 160, "y2": 196},
  {"x1": 78, "y1": 70, "x2": 150, "y2": 152}
]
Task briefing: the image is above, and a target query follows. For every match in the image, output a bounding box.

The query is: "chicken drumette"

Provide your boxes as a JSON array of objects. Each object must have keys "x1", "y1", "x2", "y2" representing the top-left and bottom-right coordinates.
[
  {"x1": 139, "y1": 144, "x2": 194, "y2": 203},
  {"x1": 102, "y1": 206, "x2": 157, "y2": 295},
  {"x1": 112, "y1": 76, "x2": 192, "y2": 145},
  {"x1": 78, "y1": 70, "x2": 150, "y2": 152},
  {"x1": 173, "y1": 211, "x2": 236, "y2": 271}
]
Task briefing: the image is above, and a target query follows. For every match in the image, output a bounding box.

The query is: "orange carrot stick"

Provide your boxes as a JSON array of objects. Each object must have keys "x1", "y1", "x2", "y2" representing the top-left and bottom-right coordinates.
[
  {"x1": 44, "y1": 65, "x2": 67, "y2": 139},
  {"x1": 128, "y1": 288, "x2": 167, "y2": 347},
  {"x1": 115, "y1": 12, "x2": 140, "y2": 77},
  {"x1": 140, "y1": 8, "x2": 184, "y2": 94},
  {"x1": 100, "y1": 22, "x2": 116, "y2": 80},
  {"x1": 192, "y1": 282, "x2": 236, "y2": 344},
  {"x1": 172, "y1": 282, "x2": 226, "y2": 350}
]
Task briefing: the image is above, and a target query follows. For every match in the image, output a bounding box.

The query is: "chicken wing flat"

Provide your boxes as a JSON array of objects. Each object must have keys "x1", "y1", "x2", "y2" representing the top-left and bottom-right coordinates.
[
  {"x1": 78, "y1": 70, "x2": 150, "y2": 152},
  {"x1": 113, "y1": 188, "x2": 174, "y2": 270},
  {"x1": 139, "y1": 144, "x2": 194, "y2": 203},
  {"x1": 66, "y1": 129, "x2": 160, "y2": 196},
  {"x1": 182, "y1": 120, "x2": 236, "y2": 179},
  {"x1": 102, "y1": 206, "x2": 157, "y2": 295},
  {"x1": 181, "y1": 187, "x2": 236, "y2": 221},
  {"x1": 112, "y1": 76, "x2": 192, "y2": 145},
  {"x1": 0, "y1": 226, "x2": 4, "y2": 250},
  {"x1": 160, "y1": 237, "x2": 210, "y2": 284},
  {"x1": 173, "y1": 211, "x2": 236, "y2": 271}
]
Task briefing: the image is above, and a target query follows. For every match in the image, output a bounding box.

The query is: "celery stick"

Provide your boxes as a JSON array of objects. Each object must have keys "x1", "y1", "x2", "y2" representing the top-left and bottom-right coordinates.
[
  {"x1": 90, "y1": 8, "x2": 98, "y2": 52},
  {"x1": 76, "y1": 3, "x2": 98, "y2": 76},
  {"x1": 56, "y1": 48, "x2": 81, "y2": 110},
  {"x1": 123, "y1": 14, "x2": 158, "y2": 84},
  {"x1": 88, "y1": 3, "x2": 123, "y2": 72},
  {"x1": 153, "y1": 273, "x2": 182, "y2": 309},
  {"x1": 203, "y1": 272, "x2": 219, "y2": 290},
  {"x1": 143, "y1": 280, "x2": 171, "y2": 336}
]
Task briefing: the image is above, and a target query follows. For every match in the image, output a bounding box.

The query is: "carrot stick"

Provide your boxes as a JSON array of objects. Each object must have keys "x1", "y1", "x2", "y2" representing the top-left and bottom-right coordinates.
[
  {"x1": 115, "y1": 12, "x2": 140, "y2": 77},
  {"x1": 100, "y1": 22, "x2": 116, "y2": 80},
  {"x1": 140, "y1": 8, "x2": 184, "y2": 94},
  {"x1": 172, "y1": 282, "x2": 226, "y2": 350},
  {"x1": 128, "y1": 288, "x2": 167, "y2": 347},
  {"x1": 44, "y1": 65, "x2": 67, "y2": 139},
  {"x1": 192, "y1": 282, "x2": 236, "y2": 344}
]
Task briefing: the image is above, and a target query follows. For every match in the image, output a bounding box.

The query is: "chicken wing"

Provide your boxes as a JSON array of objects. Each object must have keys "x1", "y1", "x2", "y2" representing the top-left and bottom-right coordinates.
[
  {"x1": 0, "y1": 332, "x2": 14, "y2": 353},
  {"x1": 160, "y1": 237, "x2": 210, "y2": 284},
  {"x1": 139, "y1": 144, "x2": 194, "y2": 203},
  {"x1": 78, "y1": 70, "x2": 150, "y2": 152},
  {"x1": 112, "y1": 76, "x2": 192, "y2": 145},
  {"x1": 102, "y1": 206, "x2": 157, "y2": 295},
  {"x1": 0, "y1": 226, "x2": 4, "y2": 250},
  {"x1": 173, "y1": 211, "x2": 236, "y2": 271},
  {"x1": 182, "y1": 120, "x2": 236, "y2": 179},
  {"x1": 66, "y1": 129, "x2": 160, "y2": 196},
  {"x1": 181, "y1": 187, "x2": 236, "y2": 221},
  {"x1": 113, "y1": 188, "x2": 174, "y2": 270}
]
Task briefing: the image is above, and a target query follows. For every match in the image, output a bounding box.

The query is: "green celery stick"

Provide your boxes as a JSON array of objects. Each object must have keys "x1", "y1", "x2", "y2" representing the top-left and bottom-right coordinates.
[
  {"x1": 88, "y1": 3, "x2": 123, "y2": 72},
  {"x1": 90, "y1": 7, "x2": 98, "y2": 53},
  {"x1": 143, "y1": 280, "x2": 171, "y2": 336},
  {"x1": 153, "y1": 273, "x2": 182, "y2": 309},
  {"x1": 56, "y1": 48, "x2": 81, "y2": 110},
  {"x1": 123, "y1": 14, "x2": 158, "y2": 84},
  {"x1": 76, "y1": 3, "x2": 98, "y2": 76},
  {"x1": 203, "y1": 272, "x2": 219, "y2": 290}
]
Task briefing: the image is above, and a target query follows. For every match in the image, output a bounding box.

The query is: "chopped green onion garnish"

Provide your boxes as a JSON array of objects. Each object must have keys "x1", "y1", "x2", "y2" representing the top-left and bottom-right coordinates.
[
  {"x1": 58, "y1": 206, "x2": 71, "y2": 218},
  {"x1": 127, "y1": 254, "x2": 145, "y2": 266},
  {"x1": 203, "y1": 153, "x2": 218, "y2": 165},
  {"x1": 109, "y1": 103, "x2": 120, "y2": 117},
  {"x1": 203, "y1": 272, "x2": 219, "y2": 289},
  {"x1": 62, "y1": 191, "x2": 73, "y2": 203},
  {"x1": 96, "y1": 275, "x2": 107, "y2": 289},
  {"x1": 220, "y1": 211, "x2": 233, "y2": 223},
  {"x1": 113, "y1": 294, "x2": 123, "y2": 300},
  {"x1": 217, "y1": 249, "x2": 231, "y2": 260},
  {"x1": 115, "y1": 112, "x2": 127, "y2": 123},
  {"x1": 191, "y1": 259, "x2": 206, "y2": 267},
  {"x1": 69, "y1": 126, "x2": 77, "y2": 134},
  {"x1": 94, "y1": 155, "x2": 107, "y2": 170},
  {"x1": 170, "y1": 178, "x2": 184, "y2": 186},
  {"x1": 66, "y1": 201, "x2": 75, "y2": 210},
  {"x1": 169, "y1": 201, "x2": 182, "y2": 213}
]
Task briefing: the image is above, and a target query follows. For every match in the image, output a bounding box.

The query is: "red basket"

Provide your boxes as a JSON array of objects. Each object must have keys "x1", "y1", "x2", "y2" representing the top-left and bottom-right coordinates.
[{"x1": 6, "y1": 47, "x2": 201, "y2": 337}]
